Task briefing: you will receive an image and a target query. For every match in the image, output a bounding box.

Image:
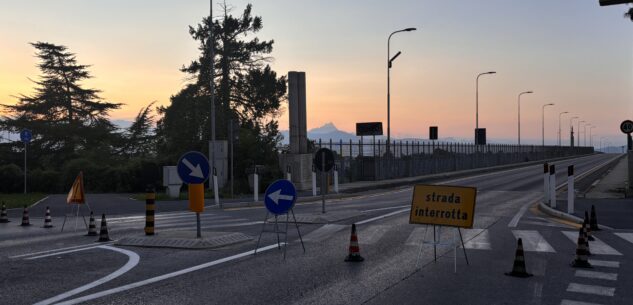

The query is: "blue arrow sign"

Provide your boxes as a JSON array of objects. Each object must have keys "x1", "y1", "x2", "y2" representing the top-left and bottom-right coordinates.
[
  {"x1": 20, "y1": 129, "x2": 32, "y2": 143},
  {"x1": 177, "y1": 151, "x2": 210, "y2": 184},
  {"x1": 264, "y1": 179, "x2": 297, "y2": 215}
]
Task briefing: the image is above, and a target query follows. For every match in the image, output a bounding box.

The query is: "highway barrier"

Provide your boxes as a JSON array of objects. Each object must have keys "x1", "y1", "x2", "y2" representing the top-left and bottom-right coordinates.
[
  {"x1": 20, "y1": 206, "x2": 30, "y2": 226},
  {"x1": 571, "y1": 227, "x2": 592, "y2": 268},
  {"x1": 85, "y1": 212, "x2": 97, "y2": 236},
  {"x1": 344, "y1": 223, "x2": 364, "y2": 262},
  {"x1": 97, "y1": 214, "x2": 112, "y2": 242},
  {"x1": 0, "y1": 202, "x2": 9, "y2": 223},
  {"x1": 590, "y1": 205, "x2": 600, "y2": 231},
  {"x1": 505, "y1": 238, "x2": 532, "y2": 278},
  {"x1": 43, "y1": 206, "x2": 53, "y2": 228},
  {"x1": 145, "y1": 191, "x2": 155, "y2": 236}
]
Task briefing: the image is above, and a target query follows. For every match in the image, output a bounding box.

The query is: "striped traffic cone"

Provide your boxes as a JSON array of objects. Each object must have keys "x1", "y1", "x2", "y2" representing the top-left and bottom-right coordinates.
[
  {"x1": 590, "y1": 205, "x2": 601, "y2": 231},
  {"x1": 0, "y1": 202, "x2": 9, "y2": 223},
  {"x1": 505, "y1": 238, "x2": 533, "y2": 277},
  {"x1": 85, "y1": 212, "x2": 97, "y2": 236},
  {"x1": 571, "y1": 227, "x2": 592, "y2": 268},
  {"x1": 43, "y1": 206, "x2": 53, "y2": 228},
  {"x1": 20, "y1": 205, "x2": 30, "y2": 226},
  {"x1": 344, "y1": 223, "x2": 364, "y2": 262},
  {"x1": 584, "y1": 211, "x2": 594, "y2": 241},
  {"x1": 97, "y1": 214, "x2": 111, "y2": 242}
]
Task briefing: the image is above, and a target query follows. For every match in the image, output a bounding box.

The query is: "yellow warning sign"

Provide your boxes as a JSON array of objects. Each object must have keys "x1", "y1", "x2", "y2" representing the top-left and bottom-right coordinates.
[
  {"x1": 66, "y1": 171, "x2": 85, "y2": 204},
  {"x1": 409, "y1": 184, "x2": 477, "y2": 228}
]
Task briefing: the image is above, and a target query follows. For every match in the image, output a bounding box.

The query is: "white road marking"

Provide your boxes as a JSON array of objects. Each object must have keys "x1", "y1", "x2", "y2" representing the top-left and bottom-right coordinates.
[
  {"x1": 574, "y1": 270, "x2": 618, "y2": 281},
  {"x1": 26, "y1": 243, "x2": 114, "y2": 260},
  {"x1": 566, "y1": 283, "x2": 615, "y2": 297},
  {"x1": 156, "y1": 218, "x2": 248, "y2": 229},
  {"x1": 54, "y1": 243, "x2": 282, "y2": 305},
  {"x1": 358, "y1": 225, "x2": 389, "y2": 245},
  {"x1": 405, "y1": 227, "x2": 427, "y2": 246},
  {"x1": 9, "y1": 242, "x2": 112, "y2": 259},
  {"x1": 462, "y1": 229, "x2": 491, "y2": 250},
  {"x1": 562, "y1": 231, "x2": 622, "y2": 255},
  {"x1": 361, "y1": 205, "x2": 409, "y2": 213},
  {"x1": 511, "y1": 230, "x2": 556, "y2": 252},
  {"x1": 33, "y1": 245, "x2": 140, "y2": 305},
  {"x1": 302, "y1": 224, "x2": 346, "y2": 242},
  {"x1": 614, "y1": 232, "x2": 633, "y2": 244},
  {"x1": 588, "y1": 259, "x2": 620, "y2": 268},
  {"x1": 520, "y1": 220, "x2": 570, "y2": 228},
  {"x1": 560, "y1": 300, "x2": 604, "y2": 305},
  {"x1": 355, "y1": 208, "x2": 409, "y2": 225},
  {"x1": 508, "y1": 200, "x2": 532, "y2": 228}
]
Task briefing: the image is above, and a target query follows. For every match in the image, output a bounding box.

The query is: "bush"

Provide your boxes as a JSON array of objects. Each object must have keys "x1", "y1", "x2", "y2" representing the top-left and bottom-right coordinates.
[
  {"x1": 0, "y1": 164, "x2": 23, "y2": 193},
  {"x1": 29, "y1": 169, "x2": 61, "y2": 193}
]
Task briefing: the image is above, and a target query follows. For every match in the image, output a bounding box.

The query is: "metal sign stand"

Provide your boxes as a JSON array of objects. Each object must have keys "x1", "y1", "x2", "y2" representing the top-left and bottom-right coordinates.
[
  {"x1": 415, "y1": 225, "x2": 469, "y2": 273},
  {"x1": 254, "y1": 208, "x2": 305, "y2": 259},
  {"x1": 60, "y1": 203, "x2": 91, "y2": 232}
]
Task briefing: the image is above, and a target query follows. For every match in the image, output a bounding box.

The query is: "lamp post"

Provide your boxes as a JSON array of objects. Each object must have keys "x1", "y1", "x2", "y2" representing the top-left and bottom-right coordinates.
[
  {"x1": 475, "y1": 71, "x2": 496, "y2": 144},
  {"x1": 517, "y1": 91, "x2": 533, "y2": 145},
  {"x1": 386, "y1": 27, "x2": 416, "y2": 156},
  {"x1": 569, "y1": 116, "x2": 579, "y2": 147},
  {"x1": 578, "y1": 120, "x2": 585, "y2": 147},
  {"x1": 584, "y1": 124, "x2": 590, "y2": 146},
  {"x1": 589, "y1": 126, "x2": 596, "y2": 147},
  {"x1": 542, "y1": 103, "x2": 554, "y2": 146},
  {"x1": 558, "y1": 111, "x2": 569, "y2": 146}
]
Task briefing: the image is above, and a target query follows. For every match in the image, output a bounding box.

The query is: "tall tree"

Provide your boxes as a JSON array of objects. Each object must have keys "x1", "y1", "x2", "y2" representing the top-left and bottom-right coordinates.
[{"x1": 1, "y1": 42, "x2": 122, "y2": 167}]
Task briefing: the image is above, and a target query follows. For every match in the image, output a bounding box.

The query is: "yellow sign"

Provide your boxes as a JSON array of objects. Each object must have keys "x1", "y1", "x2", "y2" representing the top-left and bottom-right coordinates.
[
  {"x1": 66, "y1": 171, "x2": 85, "y2": 204},
  {"x1": 409, "y1": 184, "x2": 477, "y2": 228},
  {"x1": 188, "y1": 183, "x2": 205, "y2": 213}
]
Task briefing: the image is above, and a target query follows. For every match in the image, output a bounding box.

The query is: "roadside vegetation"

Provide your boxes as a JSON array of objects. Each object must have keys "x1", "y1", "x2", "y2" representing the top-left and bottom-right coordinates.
[{"x1": 0, "y1": 193, "x2": 47, "y2": 209}]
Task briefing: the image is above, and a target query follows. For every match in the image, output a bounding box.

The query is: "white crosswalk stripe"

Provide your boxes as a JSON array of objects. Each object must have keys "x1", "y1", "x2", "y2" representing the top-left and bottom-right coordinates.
[
  {"x1": 511, "y1": 230, "x2": 556, "y2": 253},
  {"x1": 358, "y1": 225, "x2": 389, "y2": 245},
  {"x1": 462, "y1": 229, "x2": 491, "y2": 250},
  {"x1": 614, "y1": 232, "x2": 633, "y2": 244},
  {"x1": 562, "y1": 231, "x2": 622, "y2": 256},
  {"x1": 566, "y1": 283, "x2": 615, "y2": 297},
  {"x1": 302, "y1": 224, "x2": 346, "y2": 242},
  {"x1": 588, "y1": 259, "x2": 620, "y2": 268},
  {"x1": 574, "y1": 270, "x2": 618, "y2": 281},
  {"x1": 405, "y1": 227, "x2": 427, "y2": 246},
  {"x1": 560, "y1": 300, "x2": 604, "y2": 305}
]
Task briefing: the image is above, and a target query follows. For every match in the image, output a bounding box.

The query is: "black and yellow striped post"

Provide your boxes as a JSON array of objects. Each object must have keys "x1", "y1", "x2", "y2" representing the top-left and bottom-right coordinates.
[{"x1": 144, "y1": 191, "x2": 155, "y2": 236}]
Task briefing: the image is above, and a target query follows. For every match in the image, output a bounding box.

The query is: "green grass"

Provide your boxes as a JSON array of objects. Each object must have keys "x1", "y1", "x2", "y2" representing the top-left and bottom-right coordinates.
[{"x1": 0, "y1": 193, "x2": 48, "y2": 209}]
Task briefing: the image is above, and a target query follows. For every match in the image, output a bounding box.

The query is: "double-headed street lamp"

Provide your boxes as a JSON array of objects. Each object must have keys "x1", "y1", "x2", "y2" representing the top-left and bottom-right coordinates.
[
  {"x1": 517, "y1": 91, "x2": 533, "y2": 145},
  {"x1": 558, "y1": 111, "x2": 569, "y2": 146},
  {"x1": 386, "y1": 27, "x2": 416, "y2": 155},
  {"x1": 475, "y1": 71, "x2": 496, "y2": 144},
  {"x1": 590, "y1": 126, "x2": 596, "y2": 147},
  {"x1": 578, "y1": 120, "x2": 585, "y2": 147},
  {"x1": 569, "y1": 116, "x2": 579, "y2": 147},
  {"x1": 584, "y1": 124, "x2": 591, "y2": 146},
  {"x1": 542, "y1": 103, "x2": 554, "y2": 146}
]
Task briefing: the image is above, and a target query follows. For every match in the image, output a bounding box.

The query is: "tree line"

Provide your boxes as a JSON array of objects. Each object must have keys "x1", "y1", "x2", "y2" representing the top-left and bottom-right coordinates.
[{"x1": 0, "y1": 4, "x2": 285, "y2": 194}]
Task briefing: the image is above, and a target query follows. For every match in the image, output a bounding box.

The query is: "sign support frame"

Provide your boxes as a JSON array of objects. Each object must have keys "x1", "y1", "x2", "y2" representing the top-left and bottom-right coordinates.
[
  {"x1": 414, "y1": 224, "x2": 469, "y2": 273},
  {"x1": 254, "y1": 208, "x2": 305, "y2": 259}
]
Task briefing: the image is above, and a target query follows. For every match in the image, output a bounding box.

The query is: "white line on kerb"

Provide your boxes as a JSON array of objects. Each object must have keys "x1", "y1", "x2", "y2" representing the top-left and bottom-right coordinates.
[
  {"x1": 53, "y1": 243, "x2": 282, "y2": 305},
  {"x1": 33, "y1": 245, "x2": 140, "y2": 305}
]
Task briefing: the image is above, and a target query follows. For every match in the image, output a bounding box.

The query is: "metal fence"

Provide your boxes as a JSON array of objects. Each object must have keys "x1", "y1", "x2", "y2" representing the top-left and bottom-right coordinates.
[{"x1": 308, "y1": 139, "x2": 594, "y2": 183}]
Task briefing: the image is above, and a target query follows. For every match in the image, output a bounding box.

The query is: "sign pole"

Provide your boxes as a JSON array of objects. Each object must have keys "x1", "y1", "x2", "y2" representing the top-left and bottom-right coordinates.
[
  {"x1": 24, "y1": 141, "x2": 27, "y2": 194},
  {"x1": 321, "y1": 150, "x2": 326, "y2": 214},
  {"x1": 196, "y1": 212, "x2": 201, "y2": 238}
]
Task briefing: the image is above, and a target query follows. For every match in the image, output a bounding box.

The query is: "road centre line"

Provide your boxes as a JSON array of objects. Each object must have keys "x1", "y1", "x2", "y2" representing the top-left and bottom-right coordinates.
[
  {"x1": 574, "y1": 270, "x2": 618, "y2": 281},
  {"x1": 53, "y1": 243, "x2": 283, "y2": 305},
  {"x1": 33, "y1": 245, "x2": 140, "y2": 305},
  {"x1": 566, "y1": 283, "x2": 615, "y2": 297}
]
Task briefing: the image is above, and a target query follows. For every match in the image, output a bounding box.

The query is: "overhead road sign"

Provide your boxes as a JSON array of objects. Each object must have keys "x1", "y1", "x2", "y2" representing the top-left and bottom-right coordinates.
[
  {"x1": 356, "y1": 122, "x2": 383, "y2": 136},
  {"x1": 313, "y1": 148, "x2": 335, "y2": 172},
  {"x1": 620, "y1": 120, "x2": 633, "y2": 134},
  {"x1": 20, "y1": 129, "x2": 32, "y2": 143},
  {"x1": 177, "y1": 151, "x2": 210, "y2": 184},
  {"x1": 409, "y1": 184, "x2": 477, "y2": 228},
  {"x1": 429, "y1": 126, "x2": 438, "y2": 140},
  {"x1": 264, "y1": 179, "x2": 297, "y2": 215}
]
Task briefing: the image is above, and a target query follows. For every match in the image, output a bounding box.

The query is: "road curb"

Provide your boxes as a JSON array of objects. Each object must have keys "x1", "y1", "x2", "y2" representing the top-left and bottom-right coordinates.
[{"x1": 6, "y1": 195, "x2": 50, "y2": 211}]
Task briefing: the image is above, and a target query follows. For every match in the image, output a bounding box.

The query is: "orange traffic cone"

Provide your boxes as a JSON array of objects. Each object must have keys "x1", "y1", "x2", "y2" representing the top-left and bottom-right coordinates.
[
  {"x1": 571, "y1": 227, "x2": 592, "y2": 268},
  {"x1": 590, "y1": 205, "x2": 600, "y2": 231},
  {"x1": 344, "y1": 224, "x2": 364, "y2": 262},
  {"x1": 20, "y1": 205, "x2": 30, "y2": 226},
  {"x1": 0, "y1": 202, "x2": 9, "y2": 223},
  {"x1": 505, "y1": 238, "x2": 533, "y2": 277},
  {"x1": 584, "y1": 211, "x2": 594, "y2": 241},
  {"x1": 43, "y1": 206, "x2": 53, "y2": 228},
  {"x1": 85, "y1": 212, "x2": 97, "y2": 236},
  {"x1": 97, "y1": 214, "x2": 111, "y2": 242}
]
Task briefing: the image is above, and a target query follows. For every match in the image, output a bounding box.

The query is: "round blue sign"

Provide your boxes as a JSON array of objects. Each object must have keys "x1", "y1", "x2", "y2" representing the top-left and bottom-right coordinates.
[
  {"x1": 177, "y1": 151, "x2": 210, "y2": 184},
  {"x1": 20, "y1": 129, "x2": 32, "y2": 143},
  {"x1": 264, "y1": 179, "x2": 297, "y2": 215}
]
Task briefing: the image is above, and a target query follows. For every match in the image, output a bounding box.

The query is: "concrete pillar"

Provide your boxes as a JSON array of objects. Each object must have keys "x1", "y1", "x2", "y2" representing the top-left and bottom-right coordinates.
[{"x1": 288, "y1": 71, "x2": 308, "y2": 154}]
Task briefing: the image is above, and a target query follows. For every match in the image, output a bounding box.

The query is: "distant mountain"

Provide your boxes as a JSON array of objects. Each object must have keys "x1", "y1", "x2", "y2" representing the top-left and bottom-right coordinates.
[
  {"x1": 279, "y1": 122, "x2": 358, "y2": 144},
  {"x1": 112, "y1": 119, "x2": 133, "y2": 129}
]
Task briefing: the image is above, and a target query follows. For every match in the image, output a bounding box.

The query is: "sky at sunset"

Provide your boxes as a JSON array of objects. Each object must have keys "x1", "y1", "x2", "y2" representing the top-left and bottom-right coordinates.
[{"x1": 1, "y1": 1, "x2": 631, "y2": 146}]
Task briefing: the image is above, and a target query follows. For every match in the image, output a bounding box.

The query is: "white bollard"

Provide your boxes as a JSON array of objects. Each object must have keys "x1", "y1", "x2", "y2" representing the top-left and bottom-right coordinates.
[
  {"x1": 567, "y1": 165, "x2": 574, "y2": 214},
  {"x1": 312, "y1": 167, "x2": 317, "y2": 197},
  {"x1": 286, "y1": 165, "x2": 291, "y2": 182},
  {"x1": 213, "y1": 168, "x2": 220, "y2": 206},
  {"x1": 543, "y1": 163, "x2": 549, "y2": 204},
  {"x1": 549, "y1": 164, "x2": 556, "y2": 208},
  {"x1": 253, "y1": 172, "x2": 259, "y2": 202},
  {"x1": 333, "y1": 166, "x2": 339, "y2": 194}
]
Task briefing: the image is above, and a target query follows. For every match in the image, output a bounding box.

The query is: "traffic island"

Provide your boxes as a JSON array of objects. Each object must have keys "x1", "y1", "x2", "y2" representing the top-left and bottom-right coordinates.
[{"x1": 115, "y1": 231, "x2": 253, "y2": 249}]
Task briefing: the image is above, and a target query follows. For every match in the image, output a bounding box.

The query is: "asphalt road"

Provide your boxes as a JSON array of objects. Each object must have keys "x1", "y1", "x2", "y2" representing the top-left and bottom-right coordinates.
[{"x1": 1, "y1": 153, "x2": 631, "y2": 305}]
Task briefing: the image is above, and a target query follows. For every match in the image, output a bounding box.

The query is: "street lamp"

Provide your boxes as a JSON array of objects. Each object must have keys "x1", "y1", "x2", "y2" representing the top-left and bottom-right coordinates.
[
  {"x1": 475, "y1": 71, "x2": 496, "y2": 144},
  {"x1": 542, "y1": 103, "x2": 554, "y2": 146},
  {"x1": 387, "y1": 27, "x2": 416, "y2": 155},
  {"x1": 569, "y1": 116, "x2": 579, "y2": 147},
  {"x1": 584, "y1": 124, "x2": 590, "y2": 146},
  {"x1": 590, "y1": 126, "x2": 596, "y2": 147},
  {"x1": 517, "y1": 90, "x2": 533, "y2": 145},
  {"x1": 558, "y1": 111, "x2": 569, "y2": 146},
  {"x1": 578, "y1": 120, "x2": 585, "y2": 147}
]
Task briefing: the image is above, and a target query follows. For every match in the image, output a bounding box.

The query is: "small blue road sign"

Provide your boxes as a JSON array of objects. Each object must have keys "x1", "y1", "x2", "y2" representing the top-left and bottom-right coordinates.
[
  {"x1": 20, "y1": 129, "x2": 32, "y2": 143},
  {"x1": 264, "y1": 179, "x2": 297, "y2": 215},
  {"x1": 177, "y1": 151, "x2": 210, "y2": 184}
]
